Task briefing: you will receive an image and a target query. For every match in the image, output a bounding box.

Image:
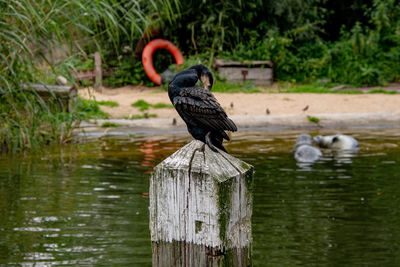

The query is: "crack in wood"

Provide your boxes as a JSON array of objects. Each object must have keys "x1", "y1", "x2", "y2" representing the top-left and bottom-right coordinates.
[{"x1": 219, "y1": 151, "x2": 241, "y2": 174}]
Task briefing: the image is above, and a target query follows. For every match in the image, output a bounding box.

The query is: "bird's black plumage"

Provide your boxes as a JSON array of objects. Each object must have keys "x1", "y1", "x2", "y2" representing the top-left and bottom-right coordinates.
[{"x1": 168, "y1": 64, "x2": 237, "y2": 152}]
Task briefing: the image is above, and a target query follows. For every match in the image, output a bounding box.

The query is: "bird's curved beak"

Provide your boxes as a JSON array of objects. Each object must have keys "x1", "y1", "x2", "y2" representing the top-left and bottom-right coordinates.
[{"x1": 200, "y1": 73, "x2": 213, "y2": 91}]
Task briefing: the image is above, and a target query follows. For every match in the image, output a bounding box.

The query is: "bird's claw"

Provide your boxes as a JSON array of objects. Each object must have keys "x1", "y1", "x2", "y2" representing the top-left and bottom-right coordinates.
[
  {"x1": 200, "y1": 143, "x2": 206, "y2": 152},
  {"x1": 205, "y1": 132, "x2": 219, "y2": 153}
]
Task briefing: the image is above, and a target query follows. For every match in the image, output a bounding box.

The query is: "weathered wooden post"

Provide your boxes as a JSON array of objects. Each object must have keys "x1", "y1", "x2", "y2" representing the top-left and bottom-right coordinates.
[
  {"x1": 150, "y1": 140, "x2": 254, "y2": 266},
  {"x1": 93, "y1": 51, "x2": 102, "y2": 92}
]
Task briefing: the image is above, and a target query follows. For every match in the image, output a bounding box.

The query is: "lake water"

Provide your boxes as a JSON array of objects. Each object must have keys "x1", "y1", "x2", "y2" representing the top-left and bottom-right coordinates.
[{"x1": 1, "y1": 128, "x2": 400, "y2": 266}]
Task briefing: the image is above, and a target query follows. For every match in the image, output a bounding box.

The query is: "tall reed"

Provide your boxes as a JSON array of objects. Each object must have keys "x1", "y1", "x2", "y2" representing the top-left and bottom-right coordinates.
[{"x1": 0, "y1": 0, "x2": 175, "y2": 151}]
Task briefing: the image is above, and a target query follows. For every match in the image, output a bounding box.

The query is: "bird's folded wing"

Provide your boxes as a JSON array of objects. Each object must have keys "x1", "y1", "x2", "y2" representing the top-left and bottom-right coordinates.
[{"x1": 173, "y1": 87, "x2": 237, "y2": 132}]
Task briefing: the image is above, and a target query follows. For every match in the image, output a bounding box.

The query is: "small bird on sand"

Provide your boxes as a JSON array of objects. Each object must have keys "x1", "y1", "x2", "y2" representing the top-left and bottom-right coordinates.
[
  {"x1": 168, "y1": 64, "x2": 237, "y2": 152},
  {"x1": 302, "y1": 105, "x2": 309, "y2": 112},
  {"x1": 266, "y1": 108, "x2": 270, "y2": 115}
]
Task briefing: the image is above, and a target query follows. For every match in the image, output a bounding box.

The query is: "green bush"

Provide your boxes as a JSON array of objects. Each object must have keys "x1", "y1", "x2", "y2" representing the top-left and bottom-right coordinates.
[
  {"x1": 221, "y1": 16, "x2": 399, "y2": 86},
  {"x1": 161, "y1": 0, "x2": 399, "y2": 87},
  {"x1": 103, "y1": 57, "x2": 155, "y2": 87}
]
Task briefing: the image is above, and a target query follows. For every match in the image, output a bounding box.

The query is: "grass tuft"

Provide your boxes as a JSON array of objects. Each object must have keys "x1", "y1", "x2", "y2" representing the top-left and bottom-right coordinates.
[
  {"x1": 151, "y1": 103, "x2": 174, "y2": 109},
  {"x1": 212, "y1": 81, "x2": 259, "y2": 93},
  {"x1": 96, "y1": 100, "x2": 119, "y2": 107},
  {"x1": 131, "y1": 99, "x2": 173, "y2": 111},
  {"x1": 76, "y1": 98, "x2": 109, "y2": 119},
  {"x1": 101, "y1": 122, "x2": 121, "y2": 127},
  {"x1": 307, "y1": 115, "x2": 320, "y2": 124},
  {"x1": 368, "y1": 89, "x2": 397, "y2": 94},
  {"x1": 277, "y1": 83, "x2": 363, "y2": 94},
  {"x1": 131, "y1": 100, "x2": 152, "y2": 111}
]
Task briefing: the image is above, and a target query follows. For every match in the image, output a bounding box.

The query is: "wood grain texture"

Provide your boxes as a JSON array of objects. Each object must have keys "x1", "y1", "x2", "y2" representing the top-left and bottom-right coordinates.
[
  {"x1": 218, "y1": 67, "x2": 273, "y2": 85},
  {"x1": 22, "y1": 83, "x2": 74, "y2": 97},
  {"x1": 150, "y1": 140, "x2": 254, "y2": 266},
  {"x1": 152, "y1": 241, "x2": 252, "y2": 267},
  {"x1": 214, "y1": 59, "x2": 272, "y2": 67},
  {"x1": 94, "y1": 51, "x2": 102, "y2": 92}
]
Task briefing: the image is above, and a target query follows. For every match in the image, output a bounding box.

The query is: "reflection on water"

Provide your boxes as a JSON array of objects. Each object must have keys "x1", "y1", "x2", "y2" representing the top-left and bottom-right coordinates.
[{"x1": 1, "y1": 129, "x2": 400, "y2": 265}]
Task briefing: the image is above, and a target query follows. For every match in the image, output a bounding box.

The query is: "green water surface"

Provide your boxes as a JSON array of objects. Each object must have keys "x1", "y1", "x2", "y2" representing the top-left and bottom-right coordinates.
[{"x1": 1, "y1": 129, "x2": 400, "y2": 266}]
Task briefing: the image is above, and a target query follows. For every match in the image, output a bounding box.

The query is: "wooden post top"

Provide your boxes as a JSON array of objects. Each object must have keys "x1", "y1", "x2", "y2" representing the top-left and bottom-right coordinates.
[{"x1": 154, "y1": 140, "x2": 253, "y2": 183}]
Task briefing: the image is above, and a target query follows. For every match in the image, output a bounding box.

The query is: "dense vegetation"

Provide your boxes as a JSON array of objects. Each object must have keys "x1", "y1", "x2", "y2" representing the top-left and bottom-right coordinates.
[
  {"x1": 0, "y1": 0, "x2": 164, "y2": 151},
  {"x1": 157, "y1": 0, "x2": 400, "y2": 86},
  {"x1": 96, "y1": 0, "x2": 400, "y2": 87},
  {"x1": 69, "y1": 0, "x2": 400, "y2": 87},
  {"x1": 0, "y1": 0, "x2": 399, "y2": 151}
]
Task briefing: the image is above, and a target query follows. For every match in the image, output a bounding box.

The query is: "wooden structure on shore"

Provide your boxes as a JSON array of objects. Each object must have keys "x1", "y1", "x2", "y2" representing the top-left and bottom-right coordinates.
[
  {"x1": 213, "y1": 59, "x2": 273, "y2": 85},
  {"x1": 150, "y1": 140, "x2": 254, "y2": 266},
  {"x1": 71, "y1": 52, "x2": 113, "y2": 92},
  {"x1": 22, "y1": 83, "x2": 77, "y2": 111}
]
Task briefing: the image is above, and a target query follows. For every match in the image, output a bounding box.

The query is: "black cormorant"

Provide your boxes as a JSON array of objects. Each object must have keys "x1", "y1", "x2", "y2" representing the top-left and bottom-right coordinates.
[{"x1": 168, "y1": 64, "x2": 237, "y2": 152}]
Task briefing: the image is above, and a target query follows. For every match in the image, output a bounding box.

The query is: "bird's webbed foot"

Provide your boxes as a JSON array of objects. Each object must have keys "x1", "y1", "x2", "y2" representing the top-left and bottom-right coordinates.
[{"x1": 205, "y1": 132, "x2": 219, "y2": 153}]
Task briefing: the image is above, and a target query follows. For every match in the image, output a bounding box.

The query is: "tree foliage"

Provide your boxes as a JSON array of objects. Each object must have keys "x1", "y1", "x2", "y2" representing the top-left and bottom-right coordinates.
[{"x1": 155, "y1": 0, "x2": 399, "y2": 85}]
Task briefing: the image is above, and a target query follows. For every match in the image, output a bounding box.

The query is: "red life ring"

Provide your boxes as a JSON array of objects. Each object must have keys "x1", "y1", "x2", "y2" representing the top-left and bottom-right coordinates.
[{"x1": 142, "y1": 39, "x2": 184, "y2": 85}]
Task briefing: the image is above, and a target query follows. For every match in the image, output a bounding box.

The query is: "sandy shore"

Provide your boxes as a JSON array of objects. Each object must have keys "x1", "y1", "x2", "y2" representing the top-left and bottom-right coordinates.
[{"x1": 78, "y1": 85, "x2": 400, "y2": 130}]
